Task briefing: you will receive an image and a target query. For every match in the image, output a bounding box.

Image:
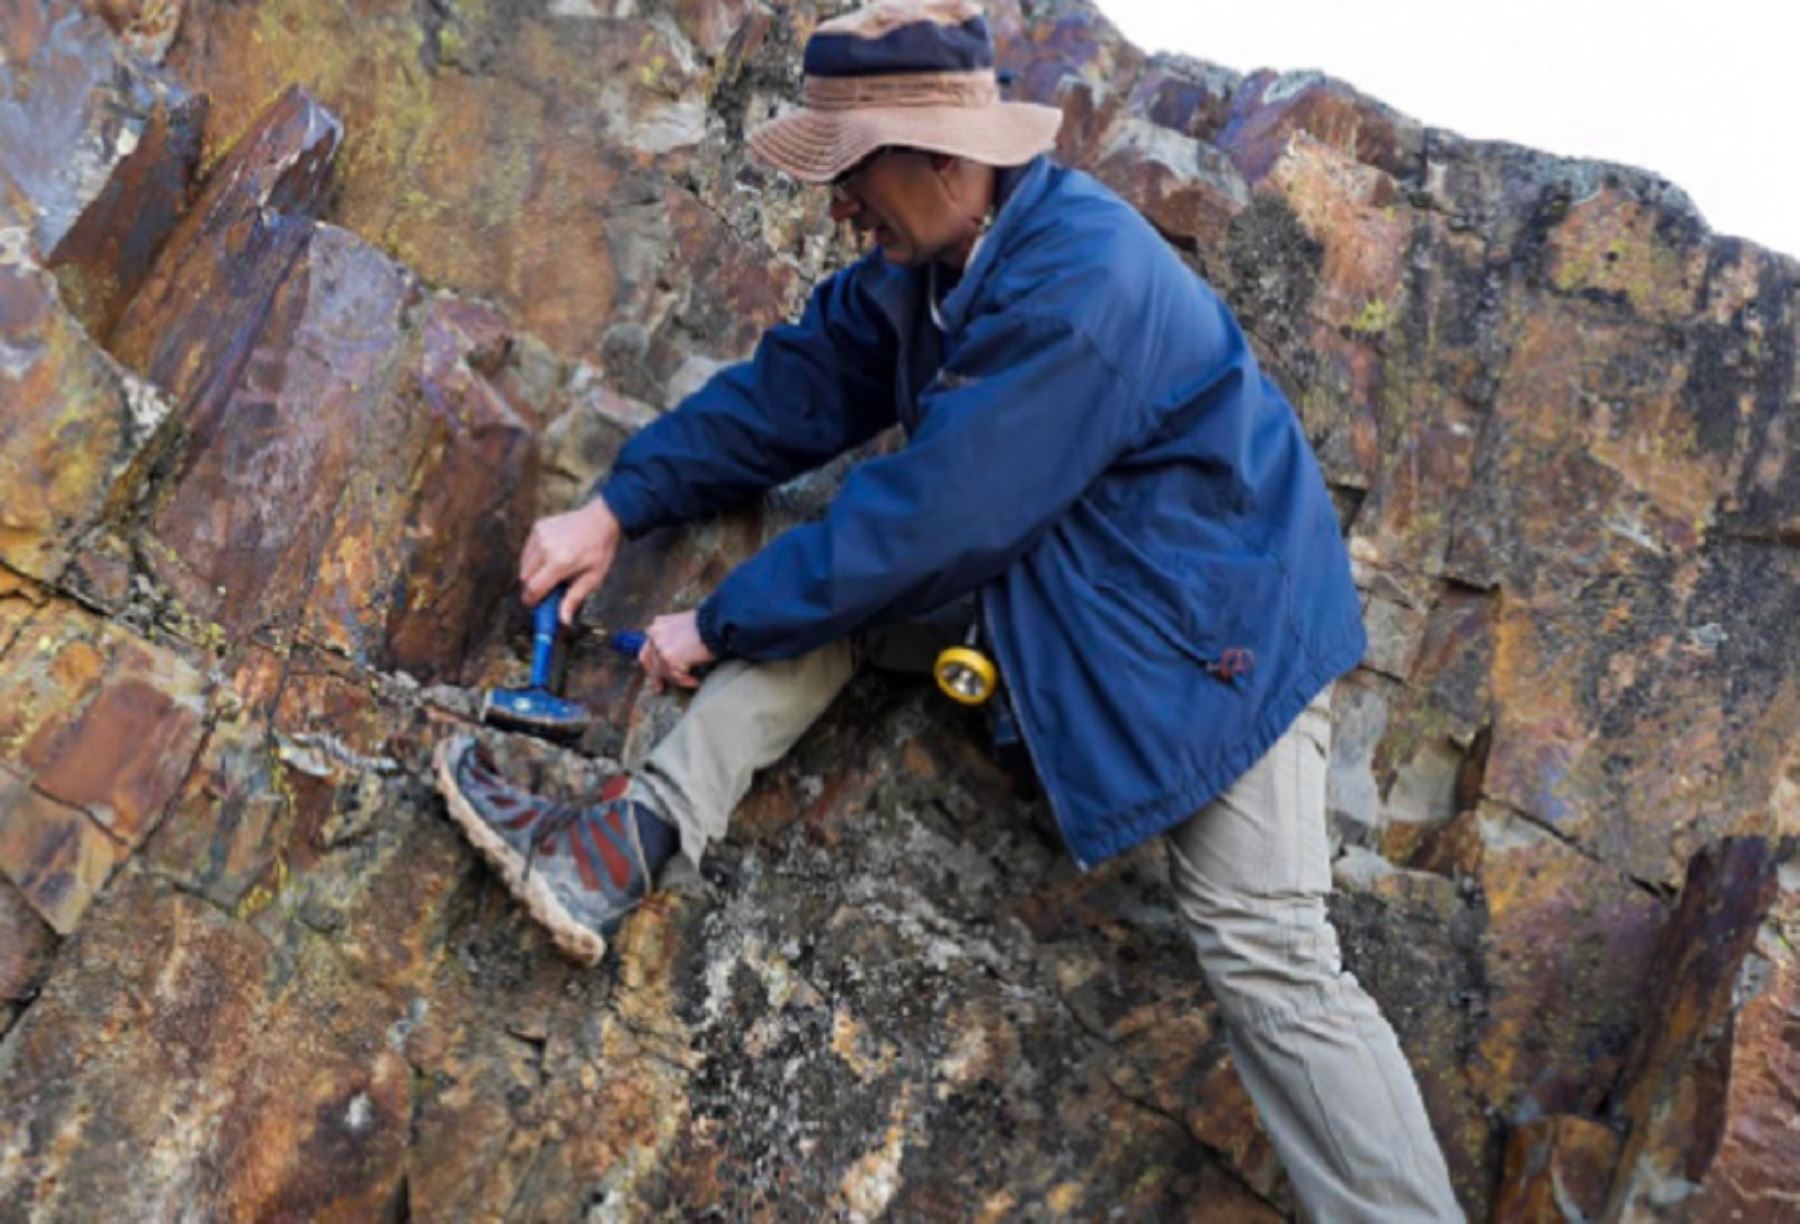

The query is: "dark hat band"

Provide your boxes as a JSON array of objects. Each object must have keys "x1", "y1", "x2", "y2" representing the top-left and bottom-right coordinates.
[{"x1": 803, "y1": 15, "x2": 994, "y2": 79}]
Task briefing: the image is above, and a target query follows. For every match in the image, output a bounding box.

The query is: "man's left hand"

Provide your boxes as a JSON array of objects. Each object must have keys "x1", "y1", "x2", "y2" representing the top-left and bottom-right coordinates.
[{"x1": 639, "y1": 610, "x2": 716, "y2": 694}]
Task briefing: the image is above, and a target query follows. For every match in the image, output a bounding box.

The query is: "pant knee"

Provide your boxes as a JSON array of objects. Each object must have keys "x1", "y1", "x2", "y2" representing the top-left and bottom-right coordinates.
[{"x1": 1179, "y1": 889, "x2": 1361, "y2": 1031}]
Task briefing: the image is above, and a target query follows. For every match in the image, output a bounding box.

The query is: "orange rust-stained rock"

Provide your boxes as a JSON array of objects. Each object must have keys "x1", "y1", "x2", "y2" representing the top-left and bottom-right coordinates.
[
  {"x1": 0, "y1": 601, "x2": 210, "y2": 847},
  {"x1": 134, "y1": 219, "x2": 412, "y2": 641},
  {"x1": 0, "y1": 237, "x2": 174, "y2": 583},
  {"x1": 0, "y1": 879, "x2": 267, "y2": 1216},
  {"x1": 1676, "y1": 876, "x2": 1800, "y2": 1220},
  {"x1": 1601, "y1": 837, "x2": 1795, "y2": 1219},
  {"x1": 0, "y1": 768, "x2": 123, "y2": 934},
  {"x1": 0, "y1": 571, "x2": 47, "y2": 657},
  {"x1": 1412, "y1": 806, "x2": 1666, "y2": 1126},
  {"x1": 108, "y1": 84, "x2": 343, "y2": 413},
  {"x1": 1490, "y1": 1115, "x2": 1621, "y2": 1223},
  {"x1": 27, "y1": 677, "x2": 205, "y2": 847},
  {"x1": 0, "y1": 875, "x2": 412, "y2": 1218},
  {"x1": 142, "y1": 644, "x2": 292, "y2": 909},
  {"x1": 1545, "y1": 185, "x2": 1708, "y2": 323},
  {"x1": 208, "y1": 1015, "x2": 413, "y2": 1221},
  {"x1": 158, "y1": 0, "x2": 801, "y2": 368},
  {"x1": 301, "y1": 291, "x2": 538, "y2": 681},
  {"x1": 89, "y1": 88, "x2": 535, "y2": 681},
  {"x1": 45, "y1": 90, "x2": 207, "y2": 338},
  {"x1": 127, "y1": 221, "x2": 528, "y2": 677},
  {"x1": 0, "y1": 597, "x2": 209, "y2": 931}
]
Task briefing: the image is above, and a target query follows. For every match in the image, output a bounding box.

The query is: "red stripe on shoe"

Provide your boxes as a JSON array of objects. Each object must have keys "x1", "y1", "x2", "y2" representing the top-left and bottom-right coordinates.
[
  {"x1": 570, "y1": 828, "x2": 603, "y2": 891},
  {"x1": 591, "y1": 815, "x2": 634, "y2": 890}
]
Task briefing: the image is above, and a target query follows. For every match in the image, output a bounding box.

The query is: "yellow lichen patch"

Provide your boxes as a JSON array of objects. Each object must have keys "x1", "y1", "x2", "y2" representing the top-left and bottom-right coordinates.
[
  {"x1": 1546, "y1": 188, "x2": 1704, "y2": 321},
  {"x1": 1346, "y1": 294, "x2": 1394, "y2": 337},
  {"x1": 233, "y1": 853, "x2": 289, "y2": 921}
]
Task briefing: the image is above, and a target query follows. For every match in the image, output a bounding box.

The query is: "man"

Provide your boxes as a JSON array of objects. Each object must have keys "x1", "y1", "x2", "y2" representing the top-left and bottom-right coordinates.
[{"x1": 433, "y1": 1, "x2": 1461, "y2": 1216}]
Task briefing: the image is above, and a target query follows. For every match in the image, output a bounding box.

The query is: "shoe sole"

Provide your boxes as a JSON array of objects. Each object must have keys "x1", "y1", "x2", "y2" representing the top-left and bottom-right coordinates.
[{"x1": 433, "y1": 738, "x2": 608, "y2": 967}]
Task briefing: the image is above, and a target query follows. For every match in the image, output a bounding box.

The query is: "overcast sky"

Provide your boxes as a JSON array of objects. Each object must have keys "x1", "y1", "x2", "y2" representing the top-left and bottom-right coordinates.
[{"x1": 1095, "y1": 0, "x2": 1797, "y2": 261}]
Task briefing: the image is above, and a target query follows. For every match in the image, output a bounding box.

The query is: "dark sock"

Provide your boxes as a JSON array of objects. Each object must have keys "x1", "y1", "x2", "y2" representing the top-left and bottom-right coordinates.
[{"x1": 632, "y1": 806, "x2": 678, "y2": 876}]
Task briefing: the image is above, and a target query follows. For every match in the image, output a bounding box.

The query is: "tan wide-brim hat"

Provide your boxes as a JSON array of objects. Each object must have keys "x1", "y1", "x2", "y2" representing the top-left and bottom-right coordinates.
[{"x1": 747, "y1": 1, "x2": 1063, "y2": 184}]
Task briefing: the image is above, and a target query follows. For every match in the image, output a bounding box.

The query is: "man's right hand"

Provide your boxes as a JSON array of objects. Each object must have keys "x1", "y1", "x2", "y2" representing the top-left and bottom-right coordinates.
[{"x1": 519, "y1": 497, "x2": 622, "y2": 626}]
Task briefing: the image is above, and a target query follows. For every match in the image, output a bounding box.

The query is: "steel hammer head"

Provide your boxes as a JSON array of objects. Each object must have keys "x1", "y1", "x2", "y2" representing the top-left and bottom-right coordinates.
[{"x1": 480, "y1": 685, "x2": 590, "y2": 740}]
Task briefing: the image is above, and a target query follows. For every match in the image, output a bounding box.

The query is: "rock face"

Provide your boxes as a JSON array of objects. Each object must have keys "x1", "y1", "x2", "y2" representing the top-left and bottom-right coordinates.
[{"x1": 1, "y1": 0, "x2": 1795, "y2": 1218}]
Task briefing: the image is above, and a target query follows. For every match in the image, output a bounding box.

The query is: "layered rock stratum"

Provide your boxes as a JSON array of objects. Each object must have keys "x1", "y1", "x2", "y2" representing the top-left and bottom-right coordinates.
[{"x1": 1, "y1": 0, "x2": 1794, "y2": 1218}]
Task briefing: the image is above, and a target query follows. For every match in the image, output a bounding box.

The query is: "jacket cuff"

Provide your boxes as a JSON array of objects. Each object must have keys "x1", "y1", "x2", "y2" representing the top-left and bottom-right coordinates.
[
  {"x1": 592, "y1": 472, "x2": 657, "y2": 540},
  {"x1": 696, "y1": 595, "x2": 733, "y2": 660}
]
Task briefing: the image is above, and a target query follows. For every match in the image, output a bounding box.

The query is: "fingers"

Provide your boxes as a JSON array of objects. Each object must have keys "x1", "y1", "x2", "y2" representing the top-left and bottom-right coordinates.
[
  {"x1": 518, "y1": 528, "x2": 548, "y2": 605},
  {"x1": 518, "y1": 512, "x2": 617, "y2": 612},
  {"x1": 561, "y1": 568, "x2": 603, "y2": 627},
  {"x1": 519, "y1": 515, "x2": 549, "y2": 580},
  {"x1": 637, "y1": 638, "x2": 666, "y2": 696},
  {"x1": 519, "y1": 546, "x2": 560, "y2": 609},
  {"x1": 636, "y1": 620, "x2": 701, "y2": 693}
]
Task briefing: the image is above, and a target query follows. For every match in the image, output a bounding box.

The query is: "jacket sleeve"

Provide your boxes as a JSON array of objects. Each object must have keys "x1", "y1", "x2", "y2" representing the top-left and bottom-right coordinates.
[
  {"x1": 595, "y1": 262, "x2": 900, "y2": 538},
  {"x1": 695, "y1": 307, "x2": 1146, "y2": 660}
]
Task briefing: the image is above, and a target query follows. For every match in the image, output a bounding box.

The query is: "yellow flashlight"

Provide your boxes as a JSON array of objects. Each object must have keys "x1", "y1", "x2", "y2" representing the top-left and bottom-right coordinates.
[{"x1": 933, "y1": 644, "x2": 997, "y2": 705}]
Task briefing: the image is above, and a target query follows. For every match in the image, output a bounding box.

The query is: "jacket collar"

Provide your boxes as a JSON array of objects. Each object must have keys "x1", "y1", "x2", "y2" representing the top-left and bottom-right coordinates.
[
  {"x1": 933, "y1": 154, "x2": 1052, "y2": 336},
  {"x1": 855, "y1": 154, "x2": 1053, "y2": 340}
]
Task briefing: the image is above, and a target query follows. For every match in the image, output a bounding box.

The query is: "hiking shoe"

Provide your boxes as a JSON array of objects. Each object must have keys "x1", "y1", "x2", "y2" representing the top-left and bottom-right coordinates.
[{"x1": 432, "y1": 734, "x2": 677, "y2": 966}]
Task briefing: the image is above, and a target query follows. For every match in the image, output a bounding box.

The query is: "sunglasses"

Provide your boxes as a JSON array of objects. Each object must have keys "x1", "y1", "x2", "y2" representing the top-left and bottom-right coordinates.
[
  {"x1": 829, "y1": 150, "x2": 881, "y2": 204},
  {"x1": 828, "y1": 146, "x2": 921, "y2": 203}
]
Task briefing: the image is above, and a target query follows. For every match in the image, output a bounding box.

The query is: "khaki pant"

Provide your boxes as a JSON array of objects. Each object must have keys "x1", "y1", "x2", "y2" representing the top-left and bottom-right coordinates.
[{"x1": 632, "y1": 636, "x2": 1461, "y2": 1222}]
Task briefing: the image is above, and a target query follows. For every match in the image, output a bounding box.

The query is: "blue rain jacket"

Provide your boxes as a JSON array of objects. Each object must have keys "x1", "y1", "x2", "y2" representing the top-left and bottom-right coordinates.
[{"x1": 600, "y1": 156, "x2": 1365, "y2": 868}]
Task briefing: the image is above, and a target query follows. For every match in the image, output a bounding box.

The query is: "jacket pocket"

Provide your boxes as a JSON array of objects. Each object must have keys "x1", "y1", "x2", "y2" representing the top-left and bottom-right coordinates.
[{"x1": 1092, "y1": 549, "x2": 1286, "y2": 685}]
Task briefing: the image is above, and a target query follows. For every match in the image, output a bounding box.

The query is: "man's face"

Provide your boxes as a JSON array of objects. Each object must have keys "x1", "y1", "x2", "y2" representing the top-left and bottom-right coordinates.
[{"x1": 828, "y1": 148, "x2": 964, "y2": 266}]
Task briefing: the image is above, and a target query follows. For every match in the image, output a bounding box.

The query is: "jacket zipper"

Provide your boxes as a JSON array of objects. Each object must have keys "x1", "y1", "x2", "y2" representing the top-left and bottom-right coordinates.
[{"x1": 980, "y1": 589, "x2": 1090, "y2": 871}]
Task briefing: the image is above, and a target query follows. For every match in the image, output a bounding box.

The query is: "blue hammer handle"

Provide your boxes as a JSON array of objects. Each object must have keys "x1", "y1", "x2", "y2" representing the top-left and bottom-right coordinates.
[
  {"x1": 529, "y1": 586, "x2": 566, "y2": 689},
  {"x1": 533, "y1": 585, "x2": 644, "y2": 664}
]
